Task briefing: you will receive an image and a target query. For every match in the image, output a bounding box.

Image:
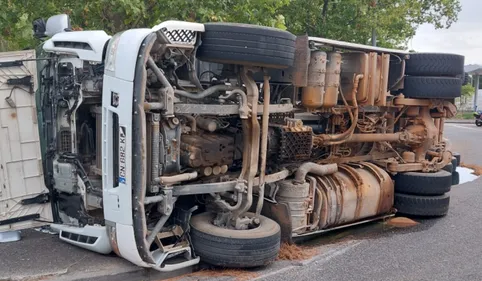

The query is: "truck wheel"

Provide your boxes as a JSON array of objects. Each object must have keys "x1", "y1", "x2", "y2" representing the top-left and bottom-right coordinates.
[
  {"x1": 197, "y1": 23, "x2": 297, "y2": 69},
  {"x1": 190, "y1": 212, "x2": 281, "y2": 268},
  {"x1": 442, "y1": 163, "x2": 453, "y2": 174},
  {"x1": 452, "y1": 152, "x2": 461, "y2": 166},
  {"x1": 403, "y1": 76, "x2": 462, "y2": 99},
  {"x1": 452, "y1": 171, "x2": 460, "y2": 186},
  {"x1": 394, "y1": 170, "x2": 452, "y2": 196},
  {"x1": 451, "y1": 157, "x2": 458, "y2": 172},
  {"x1": 394, "y1": 193, "x2": 450, "y2": 217},
  {"x1": 405, "y1": 53, "x2": 464, "y2": 76}
]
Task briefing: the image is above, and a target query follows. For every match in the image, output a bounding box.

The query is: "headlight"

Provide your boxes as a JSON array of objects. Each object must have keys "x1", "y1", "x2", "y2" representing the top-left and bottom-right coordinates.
[{"x1": 105, "y1": 33, "x2": 122, "y2": 72}]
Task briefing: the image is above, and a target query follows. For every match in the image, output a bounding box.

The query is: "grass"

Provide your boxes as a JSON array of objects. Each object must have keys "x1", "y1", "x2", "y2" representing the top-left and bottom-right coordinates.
[{"x1": 454, "y1": 112, "x2": 475, "y2": 120}]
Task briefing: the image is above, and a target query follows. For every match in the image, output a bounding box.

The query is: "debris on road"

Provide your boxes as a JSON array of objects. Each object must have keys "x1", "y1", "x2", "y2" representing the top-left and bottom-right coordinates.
[
  {"x1": 460, "y1": 163, "x2": 482, "y2": 176},
  {"x1": 277, "y1": 243, "x2": 319, "y2": 261},
  {"x1": 385, "y1": 217, "x2": 419, "y2": 228}
]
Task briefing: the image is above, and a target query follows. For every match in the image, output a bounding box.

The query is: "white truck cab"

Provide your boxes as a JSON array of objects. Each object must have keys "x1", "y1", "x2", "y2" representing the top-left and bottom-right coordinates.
[{"x1": 0, "y1": 14, "x2": 463, "y2": 272}]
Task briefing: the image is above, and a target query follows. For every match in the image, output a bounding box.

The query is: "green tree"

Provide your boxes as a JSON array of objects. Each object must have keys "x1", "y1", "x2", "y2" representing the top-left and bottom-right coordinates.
[
  {"x1": 458, "y1": 83, "x2": 475, "y2": 108},
  {"x1": 0, "y1": 0, "x2": 461, "y2": 51},
  {"x1": 283, "y1": 0, "x2": 461, "y2": 48}
]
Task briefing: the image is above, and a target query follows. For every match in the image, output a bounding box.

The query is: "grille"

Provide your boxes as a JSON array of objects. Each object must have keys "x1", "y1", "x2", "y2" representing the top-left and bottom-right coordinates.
[
  {"x1": 269, "y1": 112, "x2": 295, "y2": 125},
  {"x1": 161, "y1": 27, "x2": 196, "y2": 44},
  {"x1": 59, "y1": 130, "x2": 72, "y2": 153},
  {"x1": 53, "y1": 41, "x2": 93, "y2": 50},
  {"x1": 279, "y1": 127, "x2": 313, "y2": 161},
  {"x1": 61, "y1": 231, "x2": 98, "y2": 245}
]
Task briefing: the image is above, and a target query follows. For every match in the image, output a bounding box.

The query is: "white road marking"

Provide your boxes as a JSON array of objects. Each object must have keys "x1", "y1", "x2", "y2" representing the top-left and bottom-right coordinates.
[
  {"x1": 446, "y1": 124, "x2": 481, "y2": 132},
  {"x1": 303, "y1": 241, "x2": 362, "y2": 266}
]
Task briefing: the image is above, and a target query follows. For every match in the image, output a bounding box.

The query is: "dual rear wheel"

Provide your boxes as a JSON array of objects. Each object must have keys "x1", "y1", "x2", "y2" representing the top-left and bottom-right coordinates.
[
  {"x1": 403, "y1": 53, "x2": 464, "y2": 99},
  {"x1": 393, "y1": 153, "x2": 461, "y2": 217}
]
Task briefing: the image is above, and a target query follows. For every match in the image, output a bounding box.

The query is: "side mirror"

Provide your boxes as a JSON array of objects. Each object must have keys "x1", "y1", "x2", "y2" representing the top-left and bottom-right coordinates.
[
  {"x1": 45, "y1": 14, "x2": 71, "y2": 37},
  {"x1": 33, "y1": 18, "x2": 47, "y2": 39}
]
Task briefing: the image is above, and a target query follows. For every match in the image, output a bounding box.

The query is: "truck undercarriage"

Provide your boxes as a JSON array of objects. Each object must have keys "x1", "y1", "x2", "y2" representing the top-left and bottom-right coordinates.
[{"x1": 0, "y1": 15, "x2": 464, "y2": 271}]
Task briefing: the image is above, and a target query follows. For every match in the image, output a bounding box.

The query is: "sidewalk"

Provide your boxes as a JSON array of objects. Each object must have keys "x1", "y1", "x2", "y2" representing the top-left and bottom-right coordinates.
[{"x1": 0, "y1": 229, "x2": 192, "y2": 281}]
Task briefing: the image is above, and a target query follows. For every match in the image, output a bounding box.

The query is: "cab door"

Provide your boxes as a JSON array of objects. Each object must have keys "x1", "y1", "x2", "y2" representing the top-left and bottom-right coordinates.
[{"x1": 0, "y1": 50, "x2": 52, "y2": 231}]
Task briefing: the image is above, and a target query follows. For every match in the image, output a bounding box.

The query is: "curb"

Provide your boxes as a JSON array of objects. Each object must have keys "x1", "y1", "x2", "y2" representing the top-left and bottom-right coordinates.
[{"x1": 48, "y1": 266, "x2": 195, "y2": 281}]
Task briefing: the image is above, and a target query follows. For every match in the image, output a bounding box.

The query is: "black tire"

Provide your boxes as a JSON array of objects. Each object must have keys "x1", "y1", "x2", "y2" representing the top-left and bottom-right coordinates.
[
  {"x1": 405, "y1": 53, "x2": 464, "y2": 77},
  {"x1": 197, "y1": 23, "x2": 296, "y2": 69},
  {"x1": 452, "y1": 152, "x2": 461, "y2": 166},
  {"x1": 442, "y1": 163, "x2": 453, "y2": 174},
  {"x1": 394, "y1": 193, "x2": 450, "y2": 217},
  {"x1": 403, "y1": 76, "x2": 462, "y2": 99},
  {"x1": 190, "y1": 212, "x2": 281, "y2": 268},
  {"x1": 451, "y1": 157, "x2": 458, "y2": 172},
  {"x1": 476, "y1": 120, "x2": 482, "y2": 127},
  {"x1": 452, "y1": 171, "x2": 460, "y2": 186},
  {"x1": 394, "y1": 170, "x2": 452, "y2": 196}
]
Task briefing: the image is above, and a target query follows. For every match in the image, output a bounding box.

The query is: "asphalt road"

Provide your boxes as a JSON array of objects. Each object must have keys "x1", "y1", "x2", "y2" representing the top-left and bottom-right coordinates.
[{"x1": 1, "y1": 123, "x2": 480, "y2": 281}]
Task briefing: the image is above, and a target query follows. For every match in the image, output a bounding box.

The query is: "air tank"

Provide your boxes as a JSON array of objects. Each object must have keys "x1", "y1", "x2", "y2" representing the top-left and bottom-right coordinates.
[{"x1": 301, "y1": 51, "x2": 327, "y2": 109}]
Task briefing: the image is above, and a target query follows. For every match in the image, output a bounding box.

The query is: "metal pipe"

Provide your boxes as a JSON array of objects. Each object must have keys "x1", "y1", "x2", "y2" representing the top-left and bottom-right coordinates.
[
  {"x1": 154, "y1": 172, "x2": 198, "y2": 185},
  {"x1": 256, "y1": 75, "x2": 271, "y2": 216},
  {"x1": 147, "y1": 57, "x2": 173, "y2": 90},
  {"x1": 236, "y1": 69, "x2": 261, "y2": 217},
  {"x1": 439, "y1": 117, "x2": 445, "y2": 143},
  {"x1": 327, "y1": 74, "x2": 363, "y2": 143},
  {"x1": 144, "y1": 195, "x2": 164, "y2": 205},
  {"x1": 314, "y1": 75, "x2": 363, "y2": 146},
  {"x1": 151, "y1": 114, "x2": 160, "y2": 186},
  {"x1": 294, "y1": 163, "x2": 338, "y2": 184},
  {"x1": 253, "y1": 169, "x2": 290, "y2": 186},
  {"x1": 344, "y1": 133, "x2": 403, "y2": 143},
  {"x1": 215, "y1": 192, "x2": 244, "y2": 211},
  {"x1": 182, "y1": 115, "x2": 197, "y2": 132},
  {"x1": 214, "y1": 119, "x2": 251, "y2": 212},
  {"x1": 174, "y1": 85, "x2": 241, "y2": 100},
  {"x1": 144, "y1": 102, "x2": 164, "y2": 111},
  {"x1": 229, "y1": 89, "x2": 249, "y2": 119}
]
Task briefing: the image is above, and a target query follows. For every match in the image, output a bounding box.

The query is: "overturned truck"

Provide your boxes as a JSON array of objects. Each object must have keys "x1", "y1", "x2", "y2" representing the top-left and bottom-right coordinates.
[{"x1": 0, "y1": 14, "x2": 463, "y2": 270}]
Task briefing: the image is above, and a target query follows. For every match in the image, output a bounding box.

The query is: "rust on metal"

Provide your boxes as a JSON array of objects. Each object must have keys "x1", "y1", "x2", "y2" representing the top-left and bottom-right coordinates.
[
  {"x1": 301, "y1": 50, "x2": 327, "y2": 109},
  {"x1": 291, "y1": 35, "x2": 311, "y2": 87},
  {"x1": 323, "y1": 52, "x2": 342, "y2": 107},
  {"x1": 275, "y1": 162, "x2": 394, "y2": 236}
]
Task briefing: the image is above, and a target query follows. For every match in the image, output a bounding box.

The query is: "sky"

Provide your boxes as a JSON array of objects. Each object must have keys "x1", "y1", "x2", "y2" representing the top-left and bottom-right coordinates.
[{"x1": 410, "y1": 0, "x2": 481, "y2": 65}]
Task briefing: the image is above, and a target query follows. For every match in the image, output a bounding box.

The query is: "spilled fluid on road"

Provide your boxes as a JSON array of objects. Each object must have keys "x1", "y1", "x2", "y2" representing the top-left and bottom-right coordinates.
[{"x1": 456, "y1": 166, "x2": 479, "y2": 184}]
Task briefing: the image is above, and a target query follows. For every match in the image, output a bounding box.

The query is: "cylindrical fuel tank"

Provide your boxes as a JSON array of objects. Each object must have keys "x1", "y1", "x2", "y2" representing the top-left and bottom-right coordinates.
[
  {"x1": 277, "y1": 162, "x2": 394, "y2": 234},
  {"x1": 323, "y1": 52, "x2": 342, "y2": 108},
  {"x1": 314, "y1": 162, "x2": 394, "y2": 229},
  {"x1": 301, "y1": 51, "x2": 327, "y2": 109}
]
